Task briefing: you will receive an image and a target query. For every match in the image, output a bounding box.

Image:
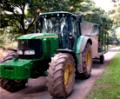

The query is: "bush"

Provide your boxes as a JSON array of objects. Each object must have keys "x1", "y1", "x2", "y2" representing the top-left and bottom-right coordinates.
[{"x1": 0, "y1": 27, "x2": 20, "y2": 48}]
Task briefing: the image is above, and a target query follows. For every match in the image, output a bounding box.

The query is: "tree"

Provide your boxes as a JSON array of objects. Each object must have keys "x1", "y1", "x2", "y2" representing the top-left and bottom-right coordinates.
[
  {"x1": 0, "y1": 0, "x2": 36, "y2": 34},
  {"x1": 0, "y1": 0, "x2": 112, "y2": 35},
  {"x1": 108, "y1": 2, "x2": 120, "y2": 43},
  {"x1": 0, "y1": 0, "x2": 90, "y2": 34},
  {"x1": 109, "y1": 6, "x2": 120, "y2": 27}
]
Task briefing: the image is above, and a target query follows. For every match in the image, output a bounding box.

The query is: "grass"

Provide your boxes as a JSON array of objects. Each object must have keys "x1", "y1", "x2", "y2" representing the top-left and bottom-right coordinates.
[{"x1": 87, "y1": 53, "x2": 120, "y2": 99}]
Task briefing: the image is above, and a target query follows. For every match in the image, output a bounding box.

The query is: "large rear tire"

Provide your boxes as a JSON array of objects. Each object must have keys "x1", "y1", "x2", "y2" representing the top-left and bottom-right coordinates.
[
  {"x1": 47, "y1": 53, "x2": 75, "y2": 98},
  {"x1": 76, "y1": 43, "x2": 92, "y2": 79},
  {"x1": 0, "y1": 79, "x2": 27, "y2": 92}
]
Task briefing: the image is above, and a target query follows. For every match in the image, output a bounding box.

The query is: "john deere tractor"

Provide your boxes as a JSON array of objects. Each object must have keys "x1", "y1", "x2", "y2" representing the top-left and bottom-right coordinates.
[{"x1": 0, "y1": 12, "x2": 93, "y2": 97}]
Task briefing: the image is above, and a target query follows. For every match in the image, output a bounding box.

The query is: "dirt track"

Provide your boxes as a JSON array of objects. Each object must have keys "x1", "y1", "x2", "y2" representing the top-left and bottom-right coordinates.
[{"x1": 0, "y1": 47, "x2": 120, "y2": 99}]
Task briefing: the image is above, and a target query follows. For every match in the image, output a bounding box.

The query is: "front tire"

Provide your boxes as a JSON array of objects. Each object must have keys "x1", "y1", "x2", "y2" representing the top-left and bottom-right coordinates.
[
  {"x1": 0, "y1": 79, "x2": 27, "y2": 92},
  {"x1": 0, "y1": 49, "x2": 27, "y2": 92},
  {"x1": 47, "y1": 53, "x2": 75, "y2": 98},
  {"x1": 0, "y1": 49, "x2": 17, "y2": 63}
]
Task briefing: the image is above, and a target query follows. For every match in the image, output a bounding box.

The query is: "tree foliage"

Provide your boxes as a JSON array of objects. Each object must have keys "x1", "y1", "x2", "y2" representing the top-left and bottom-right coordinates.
[
  {"x1": 108, "y1": 3, "x2": 120, "y2": 42},
  {"x1": 109, "y1": 5, "x2": 120, "y2": 28},
  {"x1": 0, "y1": 0, "x2": 36, "y2": 34},
  {"x1": 0, "y1": 0, "x2": 113, "y2": 35}
]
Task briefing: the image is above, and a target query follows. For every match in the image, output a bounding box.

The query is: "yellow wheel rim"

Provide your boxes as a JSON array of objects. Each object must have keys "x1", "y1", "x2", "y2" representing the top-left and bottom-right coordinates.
[
  {"x1": 64, "y1": 63, "x2": 74, "y2": 87},
  {"x1": 86, "y1": 50, "x2": 92, "y2": 72}
]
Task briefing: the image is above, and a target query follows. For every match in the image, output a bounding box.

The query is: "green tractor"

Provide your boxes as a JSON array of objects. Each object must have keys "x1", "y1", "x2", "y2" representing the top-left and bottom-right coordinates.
[{"x1": 0, "y1": 12, "x2": 93, "y2": 97}]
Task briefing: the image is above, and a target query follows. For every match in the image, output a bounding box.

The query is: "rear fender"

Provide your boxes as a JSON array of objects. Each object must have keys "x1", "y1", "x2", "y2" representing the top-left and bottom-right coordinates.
[
  {"x1": 75, "y1": 36, "x2": 92, "y2": 53},
  {"x1": 75, "y1": 36, "x2": 92, "y2": 73}
]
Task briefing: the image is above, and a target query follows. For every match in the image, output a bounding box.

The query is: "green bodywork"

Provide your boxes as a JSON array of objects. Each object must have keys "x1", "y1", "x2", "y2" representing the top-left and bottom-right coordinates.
[
  {"x1": 0, "y1": 33, "x2": 59, "y2": 80},
  {"x1": 0, "y1": 59, "x2": 32, "y2": 80}
]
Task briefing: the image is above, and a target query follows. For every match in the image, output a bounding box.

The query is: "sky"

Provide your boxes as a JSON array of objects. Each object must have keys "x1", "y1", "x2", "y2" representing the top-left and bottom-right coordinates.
[{"x1": 92, "y1": 0, "x2": 114, "y2": 11}]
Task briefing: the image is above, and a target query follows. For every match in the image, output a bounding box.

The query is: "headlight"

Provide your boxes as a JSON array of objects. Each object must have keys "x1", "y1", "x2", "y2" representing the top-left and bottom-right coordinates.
[
  {"x1": 17, "y1": 50, "x2": 23, "y2": 55},
  {"x1": 24, "y1": 50, "x2": 35, "y2": 55}
]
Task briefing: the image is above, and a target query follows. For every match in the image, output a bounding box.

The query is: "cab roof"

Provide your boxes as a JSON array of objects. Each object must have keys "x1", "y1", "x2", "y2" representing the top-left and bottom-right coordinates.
[{"x1": 39, "y1": 11, "x2": 82, "y2": 18}]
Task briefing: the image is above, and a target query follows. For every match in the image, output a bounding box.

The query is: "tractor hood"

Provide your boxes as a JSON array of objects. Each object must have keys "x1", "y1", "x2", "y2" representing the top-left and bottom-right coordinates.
[
  {"x1": 17, "y1": 33, "x2": 59, "y2": 59},
  {"x1": 0, "y1": 59, "x2": 32, "y2": 80},
  {"x1": 17, "y1": 33, "x2": 58, "y2": 40}
]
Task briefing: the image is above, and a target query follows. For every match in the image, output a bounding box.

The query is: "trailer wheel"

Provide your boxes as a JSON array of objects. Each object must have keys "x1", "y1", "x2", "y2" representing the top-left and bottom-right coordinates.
[
  {"x1": 0, "y1": 79, "x2": 27, "y2": 92},
  {"x1": 100, "y1": 55, "x2": 104, "y2": 64},
  {"x1": 76, "y1": 43, "x2": 92, "y2": 79},
  {"x1": 47, "y1": 53, "x2": 75, "y2": 98}
]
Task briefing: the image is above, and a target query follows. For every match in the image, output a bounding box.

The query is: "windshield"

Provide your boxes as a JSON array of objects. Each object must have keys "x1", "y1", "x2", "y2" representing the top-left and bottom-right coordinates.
[
  {"x1": 36, "y1": 13, "x2": 78, "y2": 49},
  {"x1": 36, "y1": 14, "x2": 70, "y2": 36}
]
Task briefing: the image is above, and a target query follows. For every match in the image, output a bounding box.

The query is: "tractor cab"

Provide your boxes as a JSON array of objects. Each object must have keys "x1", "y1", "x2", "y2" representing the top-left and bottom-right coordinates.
[{"x1": 36, "y1": 12, "x2": 80, "y2": 49}]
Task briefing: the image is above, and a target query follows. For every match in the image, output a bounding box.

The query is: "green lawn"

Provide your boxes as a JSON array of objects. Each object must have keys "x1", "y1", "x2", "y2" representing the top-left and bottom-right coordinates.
[{"x1": 87, "y1": 53, "x2": 120, "y2": 99}]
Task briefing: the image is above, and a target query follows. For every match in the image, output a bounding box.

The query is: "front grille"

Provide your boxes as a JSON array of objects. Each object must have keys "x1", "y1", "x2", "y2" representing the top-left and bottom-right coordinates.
[
  {"x1": 4, "y1": 66, "x2": 14, "y2": 70},
  {"x1": 18, "y1": 39, "x2": 43, "y2": 59}
]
